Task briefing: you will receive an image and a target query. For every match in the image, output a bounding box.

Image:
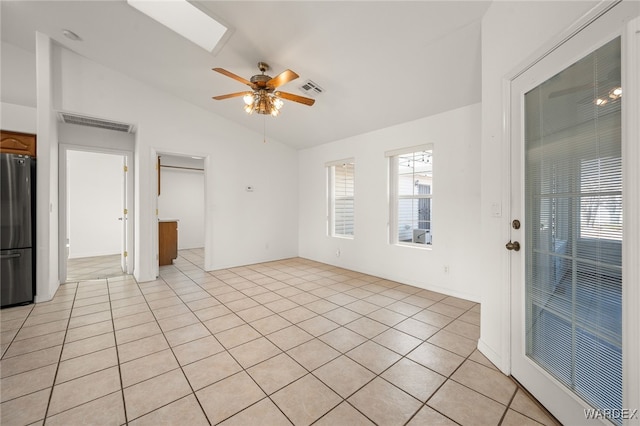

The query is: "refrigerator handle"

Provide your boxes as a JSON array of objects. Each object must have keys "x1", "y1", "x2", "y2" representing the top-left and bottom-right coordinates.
[{"x1": 0, "y1": 253, "x2": 21, "y2": 260}]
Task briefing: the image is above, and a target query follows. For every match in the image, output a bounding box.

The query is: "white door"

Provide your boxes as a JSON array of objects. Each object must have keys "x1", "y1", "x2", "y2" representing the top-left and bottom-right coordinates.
[
  {"x1": 122, "y1": 152, "x2": 134, "y2": 275},
  {"x1": 120, "y1": 156, "x2": 128, "y2": 272},
  {"x1": 510, "y1": 3, "x2": 638, "y2": 425}
]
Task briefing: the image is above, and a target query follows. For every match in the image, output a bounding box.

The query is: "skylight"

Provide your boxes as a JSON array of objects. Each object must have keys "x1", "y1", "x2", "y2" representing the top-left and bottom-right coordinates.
[{"x1": 127, "y1": 0, "x2": 227, "y2": 52}]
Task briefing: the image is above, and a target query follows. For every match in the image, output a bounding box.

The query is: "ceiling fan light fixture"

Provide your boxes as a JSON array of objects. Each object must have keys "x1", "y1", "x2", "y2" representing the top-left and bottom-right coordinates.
[
  {"x1": 213, "y1": 62, "x2": 315, "y2": 117},
  {"x1": 609, "y1": 87, "x2": 622, "y2": 100},
  {"x1": 243, "y1": 93, "x2": 255, "y2": 105}
]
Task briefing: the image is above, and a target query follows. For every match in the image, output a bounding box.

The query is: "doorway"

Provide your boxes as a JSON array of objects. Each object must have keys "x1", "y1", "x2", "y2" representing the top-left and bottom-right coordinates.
[
  {"x1": 59, "y1": 146, "x2": 134, "y2": 282},
  {"x1": 508, "y1": 4, "x2": 638, "y2": 425},
  {"x1": 157, "y1": 153, "x2": 205, "y2": 269}
]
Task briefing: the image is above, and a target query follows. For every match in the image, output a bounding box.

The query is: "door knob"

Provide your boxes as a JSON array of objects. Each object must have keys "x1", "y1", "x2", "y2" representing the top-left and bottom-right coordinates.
[{"x1": 506, "y1": 241, "x2": 520, "y2": 251}]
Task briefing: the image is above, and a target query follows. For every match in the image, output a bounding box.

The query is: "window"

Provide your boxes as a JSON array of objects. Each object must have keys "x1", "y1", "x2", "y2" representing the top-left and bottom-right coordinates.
[
  {"x1": 388, "y1": 145, "x2": 433, "y2": 245},
  {"x1": 327, "y1": 160, "x2": 355, "y2": 237}
]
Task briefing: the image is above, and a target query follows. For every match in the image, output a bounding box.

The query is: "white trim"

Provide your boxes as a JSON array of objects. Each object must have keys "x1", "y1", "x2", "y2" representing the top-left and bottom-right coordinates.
[
  {"x1": 155, "y1": 147, "x2": 211, "y2": 275},
  {"x1": 326, "y1": 160, "x2": 355, "y2": 238},
  {"x1": 388, "y1": 156, "x2": 398, "y2": 244},
  {"x1": 325, "y1": 157, "x2": 355, "y2": 168},
  {"x1": 388, "y1": 146, "x2": 434, "y2": 247},
  {"x1": 499, "y1": 75, "x2": 513, "y2": 375},
  {"x1": 504, "y1": 1, "x2": 622, "y2": 82},
  {"x1": 58, "y1": 143, "x2": 135, "y2": 283},
  {"x1": 503, "y1": 3, "x2": 640, "y2": 423},
  {"x1": 622, "y1": 14, "x2": 640, "y2": 425},
  {"x1": 384, "y1": 143, "x2": 432, "y2": 158}
]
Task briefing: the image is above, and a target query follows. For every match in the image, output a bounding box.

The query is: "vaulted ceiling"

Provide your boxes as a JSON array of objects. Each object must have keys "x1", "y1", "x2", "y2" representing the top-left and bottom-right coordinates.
[{"x1": 1, "y1": 1, "x2": 491, "y2": 149}]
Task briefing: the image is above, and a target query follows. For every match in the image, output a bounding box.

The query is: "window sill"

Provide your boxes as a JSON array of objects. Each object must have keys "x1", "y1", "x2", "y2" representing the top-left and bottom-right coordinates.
[
  {"x1": 395, "y1": 242, "x2": 433, "y2": 250},
  {"x1": 330, "y1": 235, "x2": 354, "y2": 240}
]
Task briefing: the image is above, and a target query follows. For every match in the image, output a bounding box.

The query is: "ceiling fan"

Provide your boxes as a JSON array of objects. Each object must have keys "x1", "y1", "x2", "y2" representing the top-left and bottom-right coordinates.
[{"x1": 212, "y1": 62, "x2": 315, "y2": 117}]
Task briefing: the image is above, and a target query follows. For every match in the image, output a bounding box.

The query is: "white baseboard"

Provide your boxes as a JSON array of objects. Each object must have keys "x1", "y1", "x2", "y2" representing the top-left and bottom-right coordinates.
[{"x1": 478, "y1": 338, "x2": 509, "y2": 375}]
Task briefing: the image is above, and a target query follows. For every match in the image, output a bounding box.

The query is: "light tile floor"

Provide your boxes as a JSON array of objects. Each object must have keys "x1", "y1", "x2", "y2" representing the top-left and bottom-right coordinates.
[
  {"x1": 0, "y1": 249, "x2": 559, "y2": 425},
  {"x1": 66, "y1": 254, "x2": 126, "y2": 282}
]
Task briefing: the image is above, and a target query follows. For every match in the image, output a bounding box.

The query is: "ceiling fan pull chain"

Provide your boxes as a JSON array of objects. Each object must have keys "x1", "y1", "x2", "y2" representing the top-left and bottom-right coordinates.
[{"x1": 263, "y1": 116, "x2": 267, "y2": 143}]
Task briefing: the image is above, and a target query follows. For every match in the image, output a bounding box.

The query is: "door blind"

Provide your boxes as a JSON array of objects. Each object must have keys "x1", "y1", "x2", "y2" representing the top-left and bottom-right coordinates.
[{"x1": 524, "y1": 37, "x2": 622, "y2": 422}]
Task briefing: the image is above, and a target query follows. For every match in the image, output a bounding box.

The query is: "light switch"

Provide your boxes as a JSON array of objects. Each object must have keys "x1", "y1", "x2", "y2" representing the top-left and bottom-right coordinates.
[{"x1": 491, "y1": 202, "x2": 502, "y2": 218}]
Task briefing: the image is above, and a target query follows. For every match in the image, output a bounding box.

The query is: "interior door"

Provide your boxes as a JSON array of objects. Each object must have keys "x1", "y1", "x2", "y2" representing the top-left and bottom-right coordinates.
[
  {"x1": 120, "y1": 156, "x2": 128, "y2": 272},
  {"x1": 122, "y1": 152, "x2": 134, "y2": 275},
  {"x1": 510, "y1": 4, "x2": 635, "y2": 425}
]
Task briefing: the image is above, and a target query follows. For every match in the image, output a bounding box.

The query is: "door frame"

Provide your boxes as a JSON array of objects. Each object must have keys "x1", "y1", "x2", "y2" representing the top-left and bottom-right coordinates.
[
  {"x1": 501, "y1": 1, "x2": 640, "y2": 422},
  {"x1": 152, "y1": 147, "x2": 210, "y2": 279},
  {"x1": 59, "y1": 144, "x2": 135, "y2": 282}
]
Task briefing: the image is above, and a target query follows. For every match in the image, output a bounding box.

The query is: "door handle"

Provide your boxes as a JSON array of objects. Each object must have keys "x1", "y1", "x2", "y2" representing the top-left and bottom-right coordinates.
[
  {"x1": 506, "y1": 241, "x2": 521, "y2": 251},
  {"x1": 0, "y1": 253, "x2": 21, "y2": 260}
]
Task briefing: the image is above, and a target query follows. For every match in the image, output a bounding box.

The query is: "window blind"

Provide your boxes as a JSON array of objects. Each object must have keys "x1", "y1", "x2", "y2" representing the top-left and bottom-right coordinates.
[
  {"x1": 524, "y1": 37, "x2": 622, "y2": 421},
  {"x1": 329, "y1": 161, "x2": 354, "y2": 237}
]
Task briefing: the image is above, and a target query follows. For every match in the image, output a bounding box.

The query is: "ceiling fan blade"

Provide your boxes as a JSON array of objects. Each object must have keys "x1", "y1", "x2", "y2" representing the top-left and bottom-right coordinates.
[
  {"x1": 275, "y1": 91, "x2": 315, "y2": 106},
  {"x1": 212, "y1": 68, "x2": 252, "y2": 86},
  {"x1": 267, "y1": 70, "x2": 299, "y2": 89},
  {"x1": 212, "y1": 92, "x2": 251, "y2": 100}
]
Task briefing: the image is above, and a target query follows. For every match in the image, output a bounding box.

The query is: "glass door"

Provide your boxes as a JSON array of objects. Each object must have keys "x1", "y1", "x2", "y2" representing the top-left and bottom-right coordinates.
[{"x1": 509, "y1": 4, "x2": 636, "y2": 424}]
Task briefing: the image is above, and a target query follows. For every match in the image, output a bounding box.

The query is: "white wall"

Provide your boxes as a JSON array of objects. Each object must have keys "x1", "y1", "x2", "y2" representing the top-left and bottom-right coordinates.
[
  {"x1": 298, "y1": 104, "x2": 482, "y2": 301},
  {"x1": 35, "y1": 32, "x2": 60, "y2": 302},
  {"x1": 58, "y1": 122, "x2": 135, "y2": 151},
  {"x1": 158, "y1": 156, "x2": 205, "y2": 250},
  {"x1": 1, "y1": 102, "x2": 36, "y2": 133},
  {"x1": 67, "y1": 150, "x2": 123, "y2": 258},
  {"x1": 479, "y1": 1, "x2": 603, "y2": 371},
  {"x1": 52, "y1": 44, "x2": 299, "y2": 282},
  {"x1": 1, "y1": 41, "x2": 36, "y2": 108},
  {"x1": 0, "y1": 41, "x2": 37, "y2": 140}
]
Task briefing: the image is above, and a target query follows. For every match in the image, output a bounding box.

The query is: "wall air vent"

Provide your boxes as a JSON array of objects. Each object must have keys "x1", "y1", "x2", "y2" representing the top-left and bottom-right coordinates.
[
  {"x1": 58, "y1": 113, "x2": 134, "y2": 133},
  {"x1": 299, "y1": 79, "x2": 324, "y2": 97}
]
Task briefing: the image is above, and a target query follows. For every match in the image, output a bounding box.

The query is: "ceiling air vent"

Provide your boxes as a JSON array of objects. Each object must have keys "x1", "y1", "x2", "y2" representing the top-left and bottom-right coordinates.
[
  {"x1": 58, "y1": 113, "x2": 134, "y2": 133},
  {"x1": 299, "y1": 79, "x2": 324, "y2": 97}
]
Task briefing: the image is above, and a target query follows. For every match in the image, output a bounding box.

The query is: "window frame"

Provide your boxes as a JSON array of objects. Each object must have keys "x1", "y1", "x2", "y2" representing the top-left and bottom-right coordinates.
[
  {"x1": 387, "y1": 144, "x2": 433, "y2": 247},
  {"x1": 326, "y1": 158, "x2": 355, "y2": 239}
]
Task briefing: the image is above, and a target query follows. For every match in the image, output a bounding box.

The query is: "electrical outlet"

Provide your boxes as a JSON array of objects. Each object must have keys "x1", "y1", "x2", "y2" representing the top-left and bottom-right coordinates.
[
  {"x1": 336, "y1": 249, "x2": 341, "y2": 257},
  {"x1": 444, "y1": 265, "x2": 450, "y2": 274}
]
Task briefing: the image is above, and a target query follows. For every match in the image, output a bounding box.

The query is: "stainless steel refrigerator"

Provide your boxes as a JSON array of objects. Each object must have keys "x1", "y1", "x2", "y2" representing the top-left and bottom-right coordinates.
[{"x1": 1, "y1": 153, "x2": 35, "y2": 307}]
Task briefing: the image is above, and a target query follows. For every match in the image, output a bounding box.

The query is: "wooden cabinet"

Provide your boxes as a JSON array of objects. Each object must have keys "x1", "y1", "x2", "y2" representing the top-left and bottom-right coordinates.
[
  {"x1": 0, "y1": 130, "x2": 37, "y2": 157},
  {"x1": 159, "y1": 221, "x2": 178, "y2": 266}
]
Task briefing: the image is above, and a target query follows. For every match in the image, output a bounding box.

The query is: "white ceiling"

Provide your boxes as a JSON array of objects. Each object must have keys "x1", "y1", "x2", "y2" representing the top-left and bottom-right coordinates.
[{"x1": 1, "y1": 1, "x2": 491, "y2": 149}]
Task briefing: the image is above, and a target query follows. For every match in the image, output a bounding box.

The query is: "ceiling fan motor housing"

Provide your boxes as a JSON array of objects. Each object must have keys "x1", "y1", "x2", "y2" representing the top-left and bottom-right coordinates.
[{"x1": 250, "y1": 74, "x2": 272, "y2": 90}]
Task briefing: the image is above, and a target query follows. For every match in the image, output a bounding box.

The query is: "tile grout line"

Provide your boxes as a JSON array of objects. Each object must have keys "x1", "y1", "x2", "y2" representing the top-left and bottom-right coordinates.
[
  {"x1": 106, "y1": 276, "x2": 130, "y2": 426},
  {"x1": 173, "y1": 254, "x2": 382, "y2": 425},
  {"x1": 41, "y1": 280, "x2": 80, "y2": 425},
  {"x1": 168, "y1": 253, "x2": 298, "y2": 426},
  {"x1": 175, "y1": 255, "x2": 476, "y2": 426},
  {"x1": 3, "y1": 252, "x2": 546, "y2": 426},
  {"x1": 400, "y1": 301, "x2": 492, "y2": 425},
  {"x1": 132, "y1": 268, "x2": 216, "y2": 425},
  {"x1": 179, "y1": 255, "x2": 476, "y2": 425},
  {"x1": 496, "y1": 385, "x2": 520, "y2": 426},
  {"x1": 0, "y1": 303, "x2": 35, "y2": 360}
]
